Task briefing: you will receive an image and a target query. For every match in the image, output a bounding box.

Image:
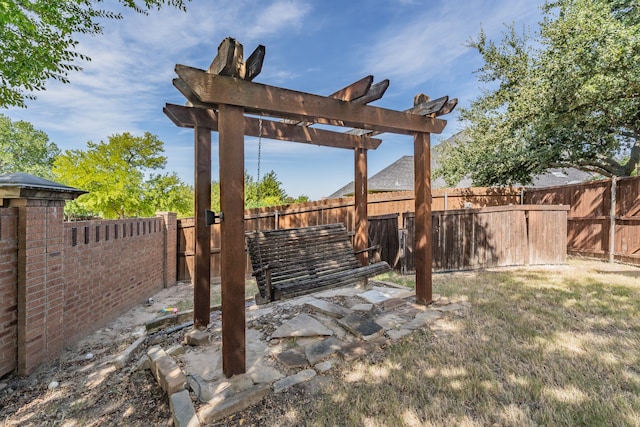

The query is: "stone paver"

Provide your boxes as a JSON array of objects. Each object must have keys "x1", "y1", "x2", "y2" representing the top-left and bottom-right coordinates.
[
  {"x1": 351, "y1": 303, "x2": 373, "y2": 312},
  {"x1": 272, "y1": 369, "x2": 316, "y2": 393},
  {"x1": 271, "y1": 314, "x2": 334, "y2": 338},
  {"x1": 403, "y1": 310, "x2": 443, "y2": 330},
  {"x1": 304, "y1": 299, "x2": 353, "y2": 318},
  {"x1": 248, "y1": 364, "x2": 284, "y2": 384},
  {"x1": 338, "y1": 315, "x2": 385, "y2": 341},
  {"x1": 275, "y1": 348, "x2": 309, "y2": 368},
  {"x1": 304, "y1": 336, "x2": 342, "y2": 365}
]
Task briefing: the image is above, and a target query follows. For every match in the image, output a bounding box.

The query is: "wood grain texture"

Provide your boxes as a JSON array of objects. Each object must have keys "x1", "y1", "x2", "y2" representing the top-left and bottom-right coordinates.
[
  {"x1": 218, "y1": 104, "x2": 247, "y2": 377},
  {"x1": 175, "y1": 64, "x2": 446, "y2": 135},
  {"x1": 164, "y1": 103, "x2": 382, "y2": 149}
]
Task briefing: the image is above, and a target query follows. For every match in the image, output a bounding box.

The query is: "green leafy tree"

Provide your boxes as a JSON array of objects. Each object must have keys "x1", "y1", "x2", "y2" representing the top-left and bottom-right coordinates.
[
  {"x1": 141, "y1": 173, "x2": 193, "y2": 217},
  {"x1": 1, "y1": 0, "x2": 187, "y2": 108},
  {"x1": 0, "y1": 114, "x2": 60, "y2": 177},
  {"x1": 437, "y1": 0, "x2": 640, "y2": 186},
  {"x1": 53, "y1": 132, "x2": 167, "y2": 219},
  {"x1": 211, "y1": 170, "x2": 307, "y2": 211}
]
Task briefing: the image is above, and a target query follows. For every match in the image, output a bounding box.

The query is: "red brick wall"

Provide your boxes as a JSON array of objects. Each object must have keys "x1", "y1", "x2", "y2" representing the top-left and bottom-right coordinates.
[
  {"x1": 0, "y1": 208, "x2": 18, "y2": 377},
  {"x1": 62, "y1": 217, "x2": 166, "y2": 346}
]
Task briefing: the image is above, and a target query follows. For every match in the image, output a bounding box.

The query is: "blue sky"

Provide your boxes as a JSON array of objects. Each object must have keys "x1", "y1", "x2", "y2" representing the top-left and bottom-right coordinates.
[{"x1": 4, "y1": 0, "x2": 545, "y2": 200}]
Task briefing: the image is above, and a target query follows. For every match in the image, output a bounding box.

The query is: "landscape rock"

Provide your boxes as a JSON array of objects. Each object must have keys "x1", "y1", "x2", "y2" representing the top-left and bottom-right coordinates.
[
  {"x1": 314, "y1": 360, "x2": 334, "y2": 373},
  {"x1": 112, "y1": 335, "x2": 146, "y2": 369},
  {"x1": 184, "y1": 329, "x2": 211, "y2": 346},
  {"x1": 198, "y1": 384, "x2": 270, "y2": 423},
  {"x1": 272, "y1": 369, "x2": 316, "y2": 393},
  {"x1": 170, "y1": 389, "x2": 200, "y2": 427}
]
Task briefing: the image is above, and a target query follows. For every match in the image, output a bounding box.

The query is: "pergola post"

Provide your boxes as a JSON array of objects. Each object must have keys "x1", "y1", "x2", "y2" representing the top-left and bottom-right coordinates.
[
  {"x1": 354, "y1": 147, "x2": 368, "y2": 266},
  {"x1": 218, "y1": 104, "x2": 247, "y2": 377},
  {"x1": 414, "y1": 132, "x2": 433, "y2": 305},
  {"x1": 193, "y1": 126, "x2": 211, "y2": 328}
]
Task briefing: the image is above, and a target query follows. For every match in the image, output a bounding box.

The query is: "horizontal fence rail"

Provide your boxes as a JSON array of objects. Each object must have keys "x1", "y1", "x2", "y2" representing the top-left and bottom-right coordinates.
[{"x1": 177, "y1": 188, "x2": 525, "y2": 282}]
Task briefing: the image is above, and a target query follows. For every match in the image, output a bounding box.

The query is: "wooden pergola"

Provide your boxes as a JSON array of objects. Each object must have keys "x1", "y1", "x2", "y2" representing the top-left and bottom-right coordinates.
[{"x1": 164, "y1": 37, "x2": 456, "y2": 378}]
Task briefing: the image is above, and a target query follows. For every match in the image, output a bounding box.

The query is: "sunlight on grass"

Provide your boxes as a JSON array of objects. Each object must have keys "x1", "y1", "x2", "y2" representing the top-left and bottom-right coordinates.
[
  {"x1": 287, "y1": 259, "x2": 640, "y2": 427},
  {"x1": 543, "y1": 385, "x2": 588, "y2": 404}
]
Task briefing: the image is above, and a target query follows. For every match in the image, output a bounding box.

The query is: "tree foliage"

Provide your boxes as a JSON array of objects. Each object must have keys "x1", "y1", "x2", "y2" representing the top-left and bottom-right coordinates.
[
  {"x1": 437, "y1": 0, "x2": 640, "y2": 186},
  {"x1": 0, "y1": 113, "x2": 60, "y2": 177},
  {"x1": 53, "y1": 132, "x2": 192, "y2": 219},
  {"x1": 211, "y1": 170, "x2": 309, "y2": 212},
  {"x1": 142, "y1": 173, "x2": 193, "y2": 217},
  {"x1": 1, "y1": 0, "x2": 187, "y2": 108}
]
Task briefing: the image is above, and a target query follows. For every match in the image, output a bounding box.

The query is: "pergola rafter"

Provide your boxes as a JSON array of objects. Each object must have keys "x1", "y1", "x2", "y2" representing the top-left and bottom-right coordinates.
[{"x1": 164, "y1": 37, "x2": 456, "y2": 378}]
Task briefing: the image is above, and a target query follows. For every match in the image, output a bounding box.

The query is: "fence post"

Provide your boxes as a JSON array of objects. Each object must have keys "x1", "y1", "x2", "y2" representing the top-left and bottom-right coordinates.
[
  {"x1": 609, "y1": 177, "x2": 617, "y2": 263},
  {"x1": 157, "y1": 212, "x2": 177, "y2": 287}
]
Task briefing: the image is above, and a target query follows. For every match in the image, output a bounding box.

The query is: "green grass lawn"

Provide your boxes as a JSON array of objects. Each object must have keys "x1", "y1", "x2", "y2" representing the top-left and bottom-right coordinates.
[{"x1": 261, "y1": 259, "x2": 640, "y2": 426}]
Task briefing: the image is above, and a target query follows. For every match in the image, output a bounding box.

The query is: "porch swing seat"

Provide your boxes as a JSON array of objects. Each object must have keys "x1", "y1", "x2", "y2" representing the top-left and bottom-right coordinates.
[{"x1": 245, "y1": 223, "x2": 391, "y2": 304}]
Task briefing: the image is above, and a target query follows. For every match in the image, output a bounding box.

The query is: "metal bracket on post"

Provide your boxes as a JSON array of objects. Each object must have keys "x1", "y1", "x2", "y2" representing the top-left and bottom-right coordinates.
[{"x1": 205, "y1": 210, "x2": 224, "y2": 226}]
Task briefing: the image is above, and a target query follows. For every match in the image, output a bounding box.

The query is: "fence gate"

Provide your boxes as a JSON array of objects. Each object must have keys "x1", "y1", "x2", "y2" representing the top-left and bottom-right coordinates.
[{"x1": 368, "y1": 214, "x2": 400, "y2": 269}]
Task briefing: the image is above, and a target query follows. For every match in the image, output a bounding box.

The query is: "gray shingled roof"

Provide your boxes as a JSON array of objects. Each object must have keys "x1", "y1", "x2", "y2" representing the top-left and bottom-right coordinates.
[
  {"x1": 328, "y1": 132, "x2": 594, "y2": 198},
  {"x1": 328, "y1": 155, "x2": 472, "y2": 198}
]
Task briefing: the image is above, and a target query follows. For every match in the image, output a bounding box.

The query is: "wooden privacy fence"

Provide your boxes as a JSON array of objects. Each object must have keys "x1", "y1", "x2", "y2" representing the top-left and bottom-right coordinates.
[
  {"x1": 177, "y1": 188, "x2": 523, "y2": 281},
  {"x1": 402, "y1": 205, "x2": 569, "y2": 274},
  {"x1": 524, "y1": 176, "x2": 640, "y2": 265}
]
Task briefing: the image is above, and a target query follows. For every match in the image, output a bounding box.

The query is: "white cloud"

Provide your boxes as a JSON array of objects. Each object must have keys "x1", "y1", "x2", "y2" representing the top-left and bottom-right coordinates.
[
  {"x1": 245, "y1": 1, "x2": 312, "y2": 39},
  {"x1": 360, "y1": 0, "x2": 544, "y2": 89}
]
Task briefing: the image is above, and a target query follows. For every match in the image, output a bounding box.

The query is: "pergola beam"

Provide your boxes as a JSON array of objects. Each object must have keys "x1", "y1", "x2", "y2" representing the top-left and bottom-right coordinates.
[
  {"x1": 164, "y1": 103, "x2": 383, "y2": 149},
  {"x1": 174, "y1": 65, "x2": 447, "y2": 135},
  {"x1": 345, "y1": 96, "x2": 457, "y2": 137}
]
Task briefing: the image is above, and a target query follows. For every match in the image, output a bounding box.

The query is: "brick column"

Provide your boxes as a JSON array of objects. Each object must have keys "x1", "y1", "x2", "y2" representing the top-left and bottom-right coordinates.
[
  {"x1": 157, "y1": 212, "x2": 177, "y2": 288},
  {"x1": 12, "y1": 199, "x2": 66, "y2": 373},
  {"x1": 0, "y1": 172, "x2": 85, "y2": 375}
]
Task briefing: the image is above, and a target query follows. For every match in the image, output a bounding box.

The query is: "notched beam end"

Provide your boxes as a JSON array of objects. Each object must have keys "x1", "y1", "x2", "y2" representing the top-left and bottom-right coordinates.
[
  {"x1": 352, "y1": 79, "x2": 390, "y2": 105},
  {"x1": 245, "y1": 45, "x2": 266, "y2": 82},
  {"x1": 330, "y1": 75, "x2": 374, "y2": 101},
  {"x1": 413, "y1": 96, "x2": 448, "y2": 117},
  {"x1": 172, "y1": 78, "x2": 215, "y2": 108},
  {"x1": 414, "y1": 93, "x2": 430, "y2": 107},
  {"x1": 207, "y1": 37, "x2": 246, "y2": 78},
  {"x1": 436, "y1": 98, "x2": 458, "y2": 117}
]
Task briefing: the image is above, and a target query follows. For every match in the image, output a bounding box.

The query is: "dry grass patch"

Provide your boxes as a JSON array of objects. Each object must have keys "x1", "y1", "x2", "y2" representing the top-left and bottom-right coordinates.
[{"x1": 249, "y1": 259, "x2": 640, "y2": 426}]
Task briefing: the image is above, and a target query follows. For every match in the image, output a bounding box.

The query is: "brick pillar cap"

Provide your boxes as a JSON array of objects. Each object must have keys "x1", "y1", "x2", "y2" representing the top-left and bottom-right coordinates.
[{"x1": 0, "y1": 172, "x2": 87, "y2": 200}]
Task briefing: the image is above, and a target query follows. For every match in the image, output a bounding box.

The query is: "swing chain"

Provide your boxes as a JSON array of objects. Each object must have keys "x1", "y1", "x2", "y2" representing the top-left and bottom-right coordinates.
[{"x1": 257, "y1": 117, "x2": 263, "y2": 206}]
